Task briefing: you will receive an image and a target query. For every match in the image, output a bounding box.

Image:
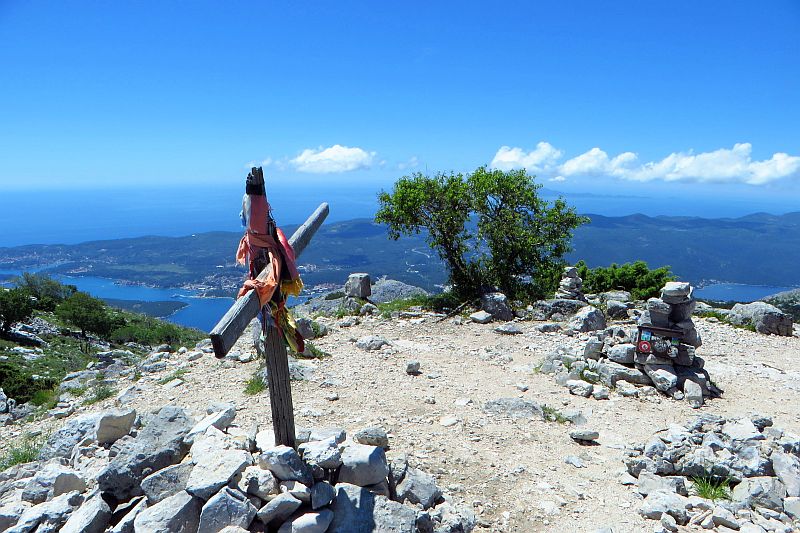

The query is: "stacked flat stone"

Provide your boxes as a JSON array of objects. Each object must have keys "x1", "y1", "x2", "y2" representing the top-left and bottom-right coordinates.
[
  {"x1": 540, "y1": 281, "x2": 722, "y2": 408},
  {"x1": 554, "y1": 266, "x2": 587, "y2": 302},
  {"x1": 633, "y1": 281, "x2": 716, "y2": 406}
]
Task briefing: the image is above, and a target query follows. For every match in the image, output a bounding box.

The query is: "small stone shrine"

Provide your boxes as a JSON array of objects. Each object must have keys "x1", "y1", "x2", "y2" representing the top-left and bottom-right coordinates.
[{"x1": 554, "y1": 266, "x2": 587, "y2": 302}]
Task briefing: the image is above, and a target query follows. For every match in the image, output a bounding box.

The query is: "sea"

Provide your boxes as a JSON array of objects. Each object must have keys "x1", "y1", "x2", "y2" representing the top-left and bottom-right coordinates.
[{"x1": 2, "y1": 183, "x2": 798, "y2": 331}]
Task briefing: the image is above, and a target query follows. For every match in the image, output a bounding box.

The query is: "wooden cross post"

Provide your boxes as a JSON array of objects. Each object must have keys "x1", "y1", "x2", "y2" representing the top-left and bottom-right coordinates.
[{"x1": 210, "y1": 202, "x2": 329, "y2": 447}]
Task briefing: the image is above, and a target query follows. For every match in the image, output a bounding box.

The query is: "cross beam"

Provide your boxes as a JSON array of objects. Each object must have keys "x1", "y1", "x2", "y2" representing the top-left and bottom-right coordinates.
[{"x1": 209, "y1": 202, "x2": 329, "y2": 447}]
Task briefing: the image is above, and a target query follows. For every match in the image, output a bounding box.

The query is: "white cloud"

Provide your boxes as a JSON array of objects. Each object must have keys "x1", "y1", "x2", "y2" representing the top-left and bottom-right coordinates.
[
  {"x1": 549, "y1": 175, "x2": 566, "y2": 182},
  {"x1": 398, "y1": 156, "x2": 420, "y2": 171},
  {"x1": 491, "y1": 142, "x2": 800, "y2": 185},
  {"x1": 490, "y1": 142, "x2": 562, "y2": 173},
  {"x1": 290, "y1": 144, "x2": 375, "y2": 173}
]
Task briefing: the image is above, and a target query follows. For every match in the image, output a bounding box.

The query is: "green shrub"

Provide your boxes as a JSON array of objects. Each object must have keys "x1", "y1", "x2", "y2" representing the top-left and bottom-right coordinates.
[
  {"x1": 0, "y1": 433, "x2": 45, "y2": 470},
  {"x1": 158, "y1": 368, "x2": 189, "y2": 385},
  {"x1": 83, "y1": 382, "x2": 115, "y2": 405},
  {"x1": 324, "y1": 291, "x2": 345, "y2": 301},
  {"x1": 542, "y1": 405, "x2": 569, "y2": 424},
  {"x1": 108, "y1": 313, "x2": 203, "y2": 348},
  {"x1": 0, "y1": 360, "x2": 59, "y2": 404},
  {"x1": 377, "y1": 293, "x2": 464, "y2": 318},
  {"x1": 690, "y1": 475, "x2": 731, "y2": 501},
  {"x1": 575, "y1": 260, "x2": 676, "y2": 300},
  {"x1": 30, "y1": 387, "x2": 59, "y2": 410},
  {"x1": 56, "y1": 292, "x2": 120, "y2": 337},
  {"x1": 244, "y1": 371, "x2": 267, "y2": 395},
  {"x1": 298, "y1": 341, "x2": 327, "y2": 359},
  {"x1": 0, "y1": 287, "x2": 34, "y2": 334}
]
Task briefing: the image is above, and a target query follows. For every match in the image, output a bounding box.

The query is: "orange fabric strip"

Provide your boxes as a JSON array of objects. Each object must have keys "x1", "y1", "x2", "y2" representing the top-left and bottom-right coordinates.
[{"x1": 237, "y1": 250, "x2": 282, "y2": 306}]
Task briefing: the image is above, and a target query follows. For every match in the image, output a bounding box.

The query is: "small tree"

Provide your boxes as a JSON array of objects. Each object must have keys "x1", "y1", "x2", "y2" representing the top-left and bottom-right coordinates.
[
  {"x1": 56, "y1": 292, "x2": 115, "y2": 338},
  {"x1": 0, "y1": 288, "x2": 34, "y2": 335},
  {"x1": 13, "y1": 272, "x2": 76, "y2": 311},
  {"x1": 376, "y1": 167, "x2": 588, "y2": 301}
]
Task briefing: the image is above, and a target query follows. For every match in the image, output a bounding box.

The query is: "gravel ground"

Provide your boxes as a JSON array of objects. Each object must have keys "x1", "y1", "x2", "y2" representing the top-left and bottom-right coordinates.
[{"x1": 2, "y1": 314, "x2": 799, "y2": 532}]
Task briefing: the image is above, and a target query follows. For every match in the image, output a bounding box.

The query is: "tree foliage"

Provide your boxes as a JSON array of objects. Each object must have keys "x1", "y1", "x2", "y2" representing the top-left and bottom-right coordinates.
[
  {"x1": 0, "y1": 288, "x2": 34, "y2": 334},
  {"x1": 13, "y1": 272, "x2": 76, "y2": 311},
  {"x1": 55, "y1": 291, "x2": 119, "y2": 337},
  {"x1": 575, "y1": 260, "x2": 676, "y2": 300},
  {"x1": 376, "y1": 167, "x2": 588, "y2": 300}
]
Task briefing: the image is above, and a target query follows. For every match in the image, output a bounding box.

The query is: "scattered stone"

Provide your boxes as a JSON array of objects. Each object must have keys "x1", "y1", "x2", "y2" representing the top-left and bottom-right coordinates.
[
  {"x1": 439, "y1": 416, "x2": 459, "y2": 427},
  {"x1": 480, "y1": 292, "x2": 514, "y2": 321},
  {"x1": 494, "y1": 323, "x2": 522, "y2": 335},
  {"x1": 311, "y1": 481, "x2": 336, "y2": 509},
  {"x1": 606, "y1": 300, "x2": 630, "y2": 319},
  {"x1": 566, "y1": 380, "x2": 593, "y2": 398},
  {"x1": 469, "y1": 311, "x2": 493, "y2": 324},
  {"x1": 345, "y1": 273, "x2": 372, "y2": 298},
  {"x1": 564, "y1": 456, "x2": 585, "y2": 468},
  {"x1": 355, "y1": 336, "x2": 389, "y2": 351},
  {"x1": 483, "y1": 397, "x2": 543, "y2": 419},
  {"x1": 237, "y1": 466, "x2": 277, "y2": 500},
  {"x1": 395, "y1": 467, "x2": 442, "y2": 509},
  {"x1": 39, "y1": 412, "x2": 102, "y2": 460},
  {"x1": 569, "y1": 306, "x2": 607, "y2": 332},
  {"x1": 94, "y1": 408, "x2": 136, "y2": 445},
  {"x1": 405, "y1": 360, "x2": 421, "y2": 375},
  {"x1": 729, "y1": 301, "x2": 793, "y2": 336},
  {"x1": 354, "y1": 427, "x2": 390, "y2": 449},
  {"x1": 22, "y1": 463, "x2": 87, "y2": 504},
  {"x1": 569, "y1": 429, "x2": 599, "y2": 442},
  {"x1": 298, "y1": 438, "x2": 342, "y2": 470}
]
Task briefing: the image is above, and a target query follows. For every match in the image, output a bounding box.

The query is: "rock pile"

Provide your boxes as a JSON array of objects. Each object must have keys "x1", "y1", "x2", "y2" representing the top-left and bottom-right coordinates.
[
  {"x1": 0, "y1": 403, "x2": 475, "y2": 533},
  {"x1": 541, "y1": 282, "x2": 722, "y2": 408},
  {"x1": 554, "y1": 266, "x2": 587, "y2": 302},
  {"x1": 625, "y1": 413, "x2": 800, "y2": 532}
]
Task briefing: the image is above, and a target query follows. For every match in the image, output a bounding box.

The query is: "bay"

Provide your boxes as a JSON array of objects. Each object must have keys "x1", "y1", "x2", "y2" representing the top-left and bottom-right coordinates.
[
  {"x1": 694, "y1": 283, "x2": 795, "y2": 303},
  {"x1": 0, "y1": 270, "x2": 315, "y2": 333}
]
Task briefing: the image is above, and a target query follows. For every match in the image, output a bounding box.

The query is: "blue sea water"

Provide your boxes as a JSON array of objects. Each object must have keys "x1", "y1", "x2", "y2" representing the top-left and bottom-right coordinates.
[
  {"x1": 694, "y1": 283, "x2": 796, "y2": 303},
  {"x1": 2, "y1": 183, "x2": 798, "y2": 247}
]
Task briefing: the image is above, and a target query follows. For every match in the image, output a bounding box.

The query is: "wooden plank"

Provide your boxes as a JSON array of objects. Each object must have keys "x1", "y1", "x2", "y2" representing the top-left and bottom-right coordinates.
[
  {"x1": 263, "y1": 323, "x2": 296, "y2": 448},
  {"x1": 209, "y1": 202, "x2": 329, "y2": 357}
]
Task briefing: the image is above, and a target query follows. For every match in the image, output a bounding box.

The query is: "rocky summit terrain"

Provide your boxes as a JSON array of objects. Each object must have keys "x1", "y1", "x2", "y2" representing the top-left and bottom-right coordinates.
[{"x1": 0, "y1": 279, "x2": 799, "y2": 532}]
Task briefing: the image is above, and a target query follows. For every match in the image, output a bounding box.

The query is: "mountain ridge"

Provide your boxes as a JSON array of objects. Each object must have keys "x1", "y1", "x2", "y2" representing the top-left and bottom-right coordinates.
[{"x1": 1, "y1": 211, "x2": 799, "y2": 292}]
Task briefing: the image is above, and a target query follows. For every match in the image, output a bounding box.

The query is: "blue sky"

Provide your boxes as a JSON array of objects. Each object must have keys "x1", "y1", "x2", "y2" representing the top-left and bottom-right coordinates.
[{"x1": 1, "y1": 1, "x2": 799, "y2": 207}]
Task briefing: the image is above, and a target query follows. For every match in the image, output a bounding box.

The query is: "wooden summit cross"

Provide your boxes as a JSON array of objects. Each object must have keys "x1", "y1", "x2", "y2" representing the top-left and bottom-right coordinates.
[{"x1": 210, "y1": 186, "x2": 329, "y2": 448}]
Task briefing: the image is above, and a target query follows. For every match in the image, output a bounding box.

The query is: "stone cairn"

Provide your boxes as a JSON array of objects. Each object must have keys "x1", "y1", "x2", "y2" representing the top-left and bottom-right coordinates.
[
  {"x1": 0, "y1": 404, "x2": 475, "y2": 532},
  {"x1": 541, "y1": 281, "x2": 722, "y2": 408},
  {"x1": 554, "y1": 266, "x2": 587, "y2": 302},
  {"x1": 626, "y1": 413, "x2": 800, "y2": 531}
]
